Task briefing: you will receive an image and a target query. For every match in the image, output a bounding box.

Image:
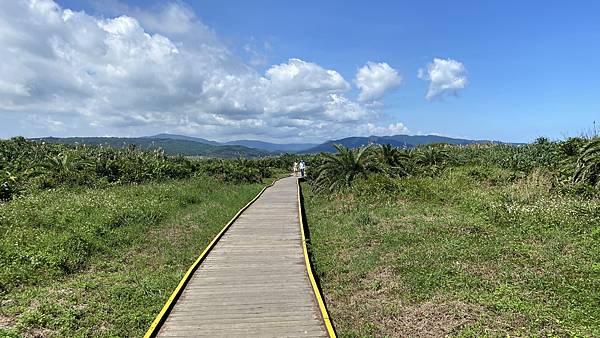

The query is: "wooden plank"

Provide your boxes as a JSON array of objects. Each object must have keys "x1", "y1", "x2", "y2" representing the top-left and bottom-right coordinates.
[{"x1": 156, "y1": 177, "x2": 329, "y2": 337}]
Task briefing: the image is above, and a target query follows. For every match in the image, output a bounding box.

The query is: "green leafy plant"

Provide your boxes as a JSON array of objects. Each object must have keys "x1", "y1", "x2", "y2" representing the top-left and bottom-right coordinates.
[
  {"x1": 573, "y1": 138, "x2": 600, "y2": 188},
  {"x1": 313, "y1": 144, "x2": 375, "y2": 192},
  {"x1": 375, "y1": 144, "x2": 411, "y2": 177}
]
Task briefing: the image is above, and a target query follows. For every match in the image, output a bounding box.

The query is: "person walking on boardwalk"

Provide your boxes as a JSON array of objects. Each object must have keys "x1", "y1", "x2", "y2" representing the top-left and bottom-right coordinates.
[
  {"x1": 293, "y1": 161, "x2": 298, "y2": 177},
  {"x1": 299, "y1": 160, "x2": 305, "y2": 178}
]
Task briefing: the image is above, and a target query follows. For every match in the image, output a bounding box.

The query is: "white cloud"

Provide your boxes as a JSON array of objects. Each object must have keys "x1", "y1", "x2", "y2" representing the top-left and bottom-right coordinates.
[
  {"x1": 366, "y1": 122, "x2": 408, "y2": 136},
  {"x1": 418, "y1": 58, "x2": 468, "y2": 100},
  {"x1": 355, "y1": 62, "x2": 402, "y2": 102},
  {"x1": 266, "y1": 58, "x2": 350, "y2": 94},
  {"x1": 0, "y1": 0, "x2": 406, "y2": 142}
]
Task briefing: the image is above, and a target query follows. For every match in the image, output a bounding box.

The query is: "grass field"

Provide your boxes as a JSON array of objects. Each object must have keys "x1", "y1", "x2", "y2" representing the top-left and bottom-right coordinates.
[
  {"x1": 303, "y1": 165, "x2": 599, "y2": 337},
  {"x1": 0, "y1": 177, "x2": 267, "y2": 337}
]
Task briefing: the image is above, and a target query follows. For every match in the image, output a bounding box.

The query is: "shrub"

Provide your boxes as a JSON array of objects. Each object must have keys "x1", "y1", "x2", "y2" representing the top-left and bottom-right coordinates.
[
  {"x1": 0, "y1": 171, "x2": 21, "y2": 201},
  {"x1": 0, "y1": 138, "x2": 285, "y2": 200},
  {"x1": 307, "y1": 137, "x2": 600, "y2": 197},
  {"x1": 196, "y1": 159, "x2": 264, "y2": 184},
  {"x1": 573, "y1": 138, "x2": 600, "y2": 189},
  {"x1": 313, "y1": 144, "x2": 375, "y2": 192},
  {"x1": 351, "y1": 174, "x2": 400, "y2": 200}
]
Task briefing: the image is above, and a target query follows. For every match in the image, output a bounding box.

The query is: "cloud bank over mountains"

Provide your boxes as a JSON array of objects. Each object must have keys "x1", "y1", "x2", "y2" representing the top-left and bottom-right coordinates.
[{"x1": 0, "y1": 0, "x2": 467, "y2": 141}]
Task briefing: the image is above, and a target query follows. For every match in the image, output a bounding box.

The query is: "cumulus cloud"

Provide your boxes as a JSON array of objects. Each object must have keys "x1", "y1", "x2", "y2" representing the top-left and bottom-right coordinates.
[
  {"x1": 366, "y1": 122, "x2": 408, "y2": 136},
  {"x1": 266, "y1": 59, "x2": 350, "y2": 94},
  {"x1": 418, "y1": 58, "x2": 468, "y2": 100},
  {"x1": 355, "y1": 62, "x2": 402, "y2": 102},
  {"x1": 0, "y1": 0, "x2": 405, "y2": 142}
]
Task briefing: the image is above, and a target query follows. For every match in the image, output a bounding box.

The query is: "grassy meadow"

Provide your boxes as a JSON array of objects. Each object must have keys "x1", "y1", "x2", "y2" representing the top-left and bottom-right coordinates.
[
  {"x1": 0, "y1": 138, "x2": 286, "y2": 337},
  {"x1": 2, "y1": 136, "x2": 600, "y2": 337},
  {"x1": 0, "y1": 178, "x2": 271, "y2": 337},
  {"x1": 303, "y1": 139, "x2": 600, "y2": 337}
]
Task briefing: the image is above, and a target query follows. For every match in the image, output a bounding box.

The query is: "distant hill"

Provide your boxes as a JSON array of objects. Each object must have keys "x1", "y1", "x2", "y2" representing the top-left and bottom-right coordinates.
[
  {"x1": 145, "y1": 133, "x2": 317, "y2": 153},
  {"x1": 144, "y1": 133, "x2": 220, "y2": 146},
  {"x1": 303, "y1": 134, "x2": 501, "y2": 153},
  {"x1": 35, "y1": 137, "x2": 269, "y2": 158},
  {"x1": 223, "y1": 140, "x2": 317, "y2": 152},
  {"x1": 31, "y1": 134, "x2": 507, "y2": 157},
  {"x1": 142, "y1": 133, "x2": 500, "y2": 154}
]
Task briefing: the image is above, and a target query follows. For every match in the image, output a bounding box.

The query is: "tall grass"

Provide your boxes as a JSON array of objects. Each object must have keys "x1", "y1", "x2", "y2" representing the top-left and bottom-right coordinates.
[
  {"x1": 303, "y1": 165, "x2": 599, "y2": 337},
  {"x1": 302, "y1": 137, "x2": 600, "y2": 336},
  {"x1": 0, "y1": 177, "x2": 266, "y2": 337}
]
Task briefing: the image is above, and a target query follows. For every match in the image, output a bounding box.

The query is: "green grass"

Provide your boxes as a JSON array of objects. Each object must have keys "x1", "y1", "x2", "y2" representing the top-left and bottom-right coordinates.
[
  {"x1": 303, "y1": 165, "x2": 599, "y2": 337},
  {"x1": 0, "y1": 177, "x2": 267, "y2": 337}
]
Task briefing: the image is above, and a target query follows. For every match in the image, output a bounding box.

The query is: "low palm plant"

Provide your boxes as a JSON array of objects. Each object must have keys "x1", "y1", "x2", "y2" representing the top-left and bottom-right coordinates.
[
  {"x1": 376, "y1": 144, "x2": 411, "y2": 177},
  {"x1": 377, "y1": 144, "x2": 401, "y2": 166},
  {"x1": 412, "y1": 145, "x2": 451, "y2": 176},
  {"x1": 313, "y1": 144, "x2": 374, "y2": 192},
  {"x1": 415, "y1": 145, "x2": 450, "y2": 167},
  {"x1": 573, "y1": 138, "x2": 600, "y2": 188}
]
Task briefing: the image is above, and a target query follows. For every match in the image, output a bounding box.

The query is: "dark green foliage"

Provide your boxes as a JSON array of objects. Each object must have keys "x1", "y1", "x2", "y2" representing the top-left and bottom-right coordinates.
[
  {"x1": 375, "y1": 144, "x2": 411, "y2": 177},
  {"x1": 411, "y1": 144, "x2": 451, "y2": 176},
  {"x1": 309, "y1": 137, "x2": 600, "y2": 196},
  {"x1": 0, "y1": 171, "x2": 22, "y2": 201},
  {"x1": 0, "y1": 138, "x2": 194, "y2": 200},
  {"x1": 0, "y1": 138, "x2": 286, "y2": 201},
  {"x1": 196, "y1": 158, "x2": 268, "y2": 184},
  {"x1": 313, "y1": 144, "x2": 375, "y2": 192},
  {"x1": 574, "y1": 138, "x2": 600, "y2": 188}
]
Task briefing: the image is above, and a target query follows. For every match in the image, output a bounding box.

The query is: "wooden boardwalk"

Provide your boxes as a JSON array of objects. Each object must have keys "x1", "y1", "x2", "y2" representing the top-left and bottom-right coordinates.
[{"x1": 153, "y1": 177, "x2": 333, "y2": 337}]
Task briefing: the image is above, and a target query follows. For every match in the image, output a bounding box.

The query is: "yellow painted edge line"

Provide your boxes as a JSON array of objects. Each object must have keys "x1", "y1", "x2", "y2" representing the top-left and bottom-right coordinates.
[
  {"x1": 144, "y1": 180, "x2": 276, "y2": 338},
  {"x1": 296, "y1": 178, "x2": 337, "y2": 338}
]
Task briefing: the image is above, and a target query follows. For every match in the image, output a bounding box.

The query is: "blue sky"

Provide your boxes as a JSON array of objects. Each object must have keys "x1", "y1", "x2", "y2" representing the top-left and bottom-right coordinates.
[{"x1": 1, "y1": 0, "x2": 599, "y2": 142}]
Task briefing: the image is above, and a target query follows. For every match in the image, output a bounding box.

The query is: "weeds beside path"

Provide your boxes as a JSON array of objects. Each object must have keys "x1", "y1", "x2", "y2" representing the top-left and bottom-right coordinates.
[
  {"x1": 303, "y1": 166, "x2": 599, "y2": 337},
  {"x1": 0, "y1": 177, "x2": 266, "y2": 337}
]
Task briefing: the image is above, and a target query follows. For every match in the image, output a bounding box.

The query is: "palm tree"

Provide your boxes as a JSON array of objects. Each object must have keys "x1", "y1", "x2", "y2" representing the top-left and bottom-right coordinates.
[
  {"x1": 376, "y1": 144, "x2": 411, "y2": 176},
  {"x1": 414, "y1": 146, "x2": 449, "y2": 167},
  {"x1": 313, "y1": 144, "x2": 374, "y2": 192},
  {"x1": 378, "y1": 144, "x2": 400, "y2": 166},
  {"x1": 573, "y1": 138, "x2": 600, "y2": 188}
]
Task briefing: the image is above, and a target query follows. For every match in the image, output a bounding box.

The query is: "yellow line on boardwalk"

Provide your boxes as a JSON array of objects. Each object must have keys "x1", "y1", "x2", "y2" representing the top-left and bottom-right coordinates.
[
  {"x1": 143, "y1": 181, "x2": 275, "y2": 338},
  {"x1": 296, "y1": 178, "x2": 337, "y2": 338}
]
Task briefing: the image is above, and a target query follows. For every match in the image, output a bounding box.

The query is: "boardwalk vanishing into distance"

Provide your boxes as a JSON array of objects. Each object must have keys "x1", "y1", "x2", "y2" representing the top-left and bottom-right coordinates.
[{"x1": 146, "y1": 177, "x2": 334, "y2": 337}]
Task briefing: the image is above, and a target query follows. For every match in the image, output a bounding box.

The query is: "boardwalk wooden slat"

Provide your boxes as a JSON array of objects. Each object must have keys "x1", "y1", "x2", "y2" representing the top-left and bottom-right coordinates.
[{"x1": 146, "y1": 177, "x2": 335, "y2": 337}]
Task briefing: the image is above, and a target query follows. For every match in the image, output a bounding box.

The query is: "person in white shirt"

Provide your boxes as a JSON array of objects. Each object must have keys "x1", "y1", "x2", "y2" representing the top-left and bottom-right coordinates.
[
  {"x1": 298, "y1": 160, "x2": 305, "y2": 177},
  {"x1": 293, "y1": 161, "x2": 298, "y2": 176}
]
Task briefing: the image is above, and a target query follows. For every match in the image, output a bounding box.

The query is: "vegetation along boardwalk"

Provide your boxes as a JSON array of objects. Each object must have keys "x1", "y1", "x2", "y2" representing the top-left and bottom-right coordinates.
[{"x1": 145, "y1": 176, "x2": 335, "y2": 337}]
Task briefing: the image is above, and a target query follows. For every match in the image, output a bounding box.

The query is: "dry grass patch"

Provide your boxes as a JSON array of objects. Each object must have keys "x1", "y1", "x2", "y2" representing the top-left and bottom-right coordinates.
[
  {"x1": 0, "y1": 314, "x2": 14, "y2": 329},
  {"x1": 391, "y1": 300, "x2": 485, "y2": 338}
]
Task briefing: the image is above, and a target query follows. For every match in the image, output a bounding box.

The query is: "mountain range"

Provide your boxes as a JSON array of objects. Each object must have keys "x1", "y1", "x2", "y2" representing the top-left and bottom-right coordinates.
[
  {"x1": 36, "y1": 137, "x2": 269, "y2": 158},
  {"x1": 31, "y1": 133, "x2": 507, "y2": 157},
  {"x1": 145, "y1": 134, "x2": 318, "y2": 152},
  {"x1": 303, "y1": 134, "x2": 501, "y2": 153}
]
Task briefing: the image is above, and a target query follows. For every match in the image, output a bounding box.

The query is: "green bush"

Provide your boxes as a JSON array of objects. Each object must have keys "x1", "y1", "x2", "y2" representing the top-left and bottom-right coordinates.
[
  {"x1": 309, "y1": 138, "x2": 600, "y2": 197},
  {"x1": 574, "y1": 138, "x2": 600, "y2": 188},
  {"x1": 312, "y1": 144, "x2": 375, "y2": 192},
  {"x1": 0, "y1": 138, "x2": 285, "y2": 200}
]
